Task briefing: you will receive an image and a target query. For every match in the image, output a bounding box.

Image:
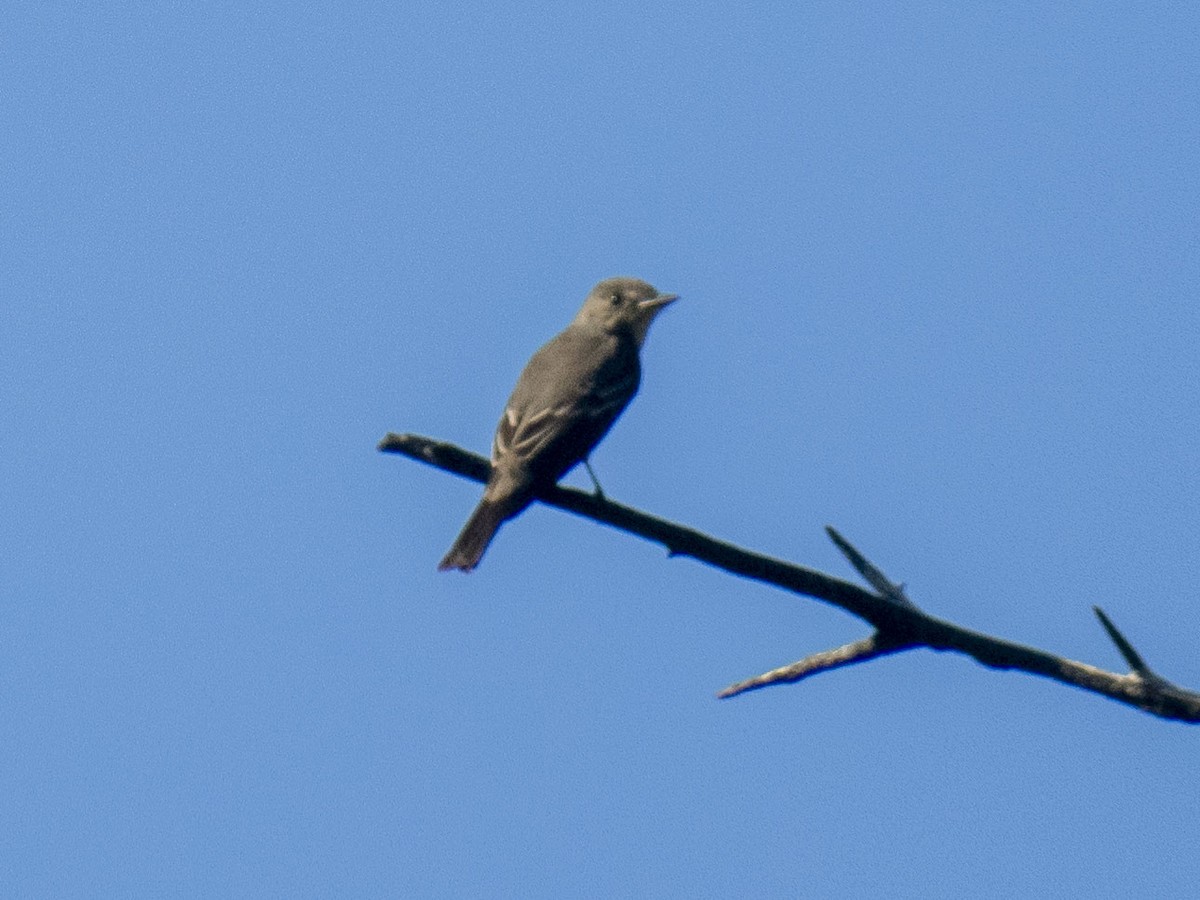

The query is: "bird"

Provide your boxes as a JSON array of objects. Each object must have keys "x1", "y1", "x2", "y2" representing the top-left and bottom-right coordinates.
[{"x1": 438, "y1": 276, "x2": 678, "y2": 572}]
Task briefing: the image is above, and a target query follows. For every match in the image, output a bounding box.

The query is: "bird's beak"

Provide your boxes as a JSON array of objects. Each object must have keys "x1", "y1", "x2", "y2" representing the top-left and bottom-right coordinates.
[
  {"x1": 631, "y1": 293, "x2": 677, "y2": 346},
  {"x1": 638, "y1": 293, "x2": 678, "y2": 314}
]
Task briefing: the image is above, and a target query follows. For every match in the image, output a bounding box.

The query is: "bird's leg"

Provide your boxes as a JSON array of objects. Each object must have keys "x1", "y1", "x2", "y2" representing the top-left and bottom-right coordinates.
[{"x1": 583, "y1": 459, "x2": 606, "y2": 500}]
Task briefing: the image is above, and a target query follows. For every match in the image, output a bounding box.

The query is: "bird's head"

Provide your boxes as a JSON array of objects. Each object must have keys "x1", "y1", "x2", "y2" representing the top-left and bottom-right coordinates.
[{"x1": 574, "y1": 277, "x2": 678, "y2": 346}]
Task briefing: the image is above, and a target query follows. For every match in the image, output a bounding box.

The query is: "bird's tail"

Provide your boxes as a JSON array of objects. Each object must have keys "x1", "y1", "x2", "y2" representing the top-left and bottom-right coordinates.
[{"x1": 438, "y1": 498, "x2": 508, "y2": 572}]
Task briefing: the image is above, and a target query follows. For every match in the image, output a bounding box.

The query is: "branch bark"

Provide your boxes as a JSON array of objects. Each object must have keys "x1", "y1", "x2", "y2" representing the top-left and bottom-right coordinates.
[{"x1": 380, "y1": 432, "x2": 1200, "y2": 724}]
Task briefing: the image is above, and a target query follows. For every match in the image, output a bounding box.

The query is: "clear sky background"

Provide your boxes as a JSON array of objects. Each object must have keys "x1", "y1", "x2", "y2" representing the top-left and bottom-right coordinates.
[{"x1": 4, "y1": 3, "x2": 1198, "y2": 897}]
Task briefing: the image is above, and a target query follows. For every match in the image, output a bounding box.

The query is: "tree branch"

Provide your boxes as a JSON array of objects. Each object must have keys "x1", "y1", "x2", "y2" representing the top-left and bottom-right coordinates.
[
  {"x1": 718, "y1": 632, "x2": 916, "y2": 698},
  {"x1": 380, "y1": 432, "x2": 1200, "y2": 724}
]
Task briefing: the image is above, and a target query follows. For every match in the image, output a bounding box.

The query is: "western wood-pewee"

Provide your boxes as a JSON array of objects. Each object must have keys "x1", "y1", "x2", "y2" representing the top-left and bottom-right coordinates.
[{"x1": 438, "y1": 276, "x2": 677, "y2": 572}]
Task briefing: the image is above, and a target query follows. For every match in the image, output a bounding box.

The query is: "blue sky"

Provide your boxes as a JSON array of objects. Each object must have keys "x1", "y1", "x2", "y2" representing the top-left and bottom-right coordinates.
[{"x1": 4, "y1": 3, "x2": 1199, "y2": 897}]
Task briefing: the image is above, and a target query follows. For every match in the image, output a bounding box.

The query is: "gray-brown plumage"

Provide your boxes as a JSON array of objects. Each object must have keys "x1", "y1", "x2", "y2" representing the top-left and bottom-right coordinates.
[{"x1": 438, "y1": 277, "x2": 677, "y2": 572}]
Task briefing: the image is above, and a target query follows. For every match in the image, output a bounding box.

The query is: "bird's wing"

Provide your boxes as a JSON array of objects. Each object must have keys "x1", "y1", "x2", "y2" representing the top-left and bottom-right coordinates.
[{"x1": 492, "y1": 329, "x2": 638, "y2": 466}]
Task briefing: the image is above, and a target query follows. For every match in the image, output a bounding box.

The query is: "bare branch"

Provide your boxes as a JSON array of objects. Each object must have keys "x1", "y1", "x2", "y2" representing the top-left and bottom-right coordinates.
[
  {"x1": 382, "y1": 432, "x2": 1200, "y2": 724},
  {"x1": 826, "y1": 526, "x2": 918, "y2": 609},
  {"x1": 378, "y1": 432, "x2": 489, "y2": 483},
  {"x1": 1093, "y1": 606, "x2": 1152, "y2": 676},
  {"x1": 719, "y1": 632, "x2": 915, "y2": 698},
  {"x1": 381, "y1": 434, "x2": 899, "y2": 627}
]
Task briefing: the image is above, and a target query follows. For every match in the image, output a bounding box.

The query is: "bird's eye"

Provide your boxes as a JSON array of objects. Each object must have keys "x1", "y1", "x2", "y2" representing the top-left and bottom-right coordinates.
[{"x1": 609, "y1": 293, "x2": 621, "y2": 305}]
